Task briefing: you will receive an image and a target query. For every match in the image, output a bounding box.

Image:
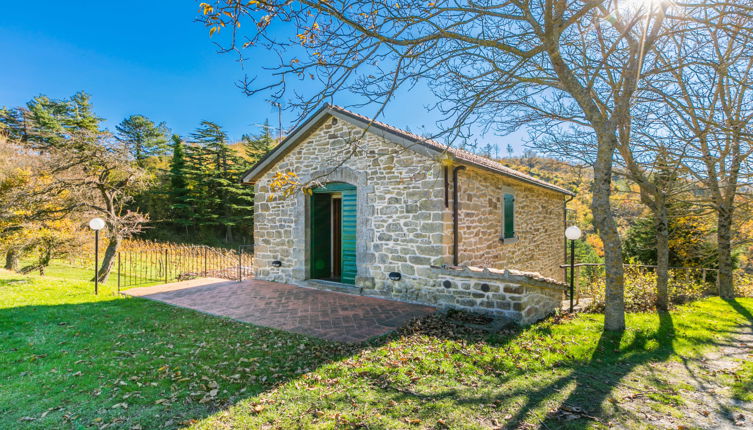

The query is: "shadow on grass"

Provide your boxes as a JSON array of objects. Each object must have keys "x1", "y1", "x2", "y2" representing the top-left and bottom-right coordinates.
[
  {"x1": 12, "y1": 273, "x2": 740, "y2": 430},
  {"x1": 469, "y1": 311, "x2": 676, "y2": 429},
  {"x1": 547, "y1": 311, "x2": 674, "y2": 429},
  {"x1": 726, "y1": 298, "x2": 753, "y2": 324},
  {"x1": 289, "y1": 310, "x2": 679, "y2": 429},
  {"x1": 0, "y1": 294, "x2": 364, "y2": 429}
]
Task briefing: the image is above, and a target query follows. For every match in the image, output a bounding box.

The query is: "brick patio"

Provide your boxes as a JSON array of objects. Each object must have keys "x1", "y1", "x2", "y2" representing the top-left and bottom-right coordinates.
[{"x1": 122, "y1": 278, "x2": 436, "y2": 343}]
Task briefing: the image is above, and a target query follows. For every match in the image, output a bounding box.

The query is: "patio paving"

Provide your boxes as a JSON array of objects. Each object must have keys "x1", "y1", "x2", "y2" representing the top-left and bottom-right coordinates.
[{"x1": 122, "y1": 278, "x2": 436, "y2": 343}]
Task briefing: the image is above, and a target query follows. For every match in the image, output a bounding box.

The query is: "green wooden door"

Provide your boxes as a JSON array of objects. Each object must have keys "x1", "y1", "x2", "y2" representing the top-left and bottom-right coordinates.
[
  {"x1": 310, "y1": 193, "x2": 331, "y2": 279},
  {"x1": 340, "y1": 188, "x2": 357, "y2": 284}
]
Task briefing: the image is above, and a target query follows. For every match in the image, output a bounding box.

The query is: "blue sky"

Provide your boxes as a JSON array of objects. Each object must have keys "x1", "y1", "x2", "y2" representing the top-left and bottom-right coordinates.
[{"x1": 0, "y1": 1, "x2": 525, "y2": 153}]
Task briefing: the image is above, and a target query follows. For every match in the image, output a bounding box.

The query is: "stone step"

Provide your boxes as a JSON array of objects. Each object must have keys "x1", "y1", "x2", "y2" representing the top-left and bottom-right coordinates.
[{"x1": 304, "y1": 279, "x2": 364, "y2": 295}]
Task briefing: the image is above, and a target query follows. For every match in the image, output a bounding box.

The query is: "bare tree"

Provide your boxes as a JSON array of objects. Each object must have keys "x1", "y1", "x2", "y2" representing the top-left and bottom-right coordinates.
[
  {"x1": 531, "y1": 103, "x2": 691, "y2": 310},
  {"x1": 651, "y1": 1, "x2": 753, "y2": 298},
  {"x1": 2, "y1": 95, "x2": 148, "y2": 283},
  {"x1": 200, "y1": 0, "x2": 677, "y2": 329},
  {"x1": 49, "y1": 133, "x2": 149, "y2": 283}
]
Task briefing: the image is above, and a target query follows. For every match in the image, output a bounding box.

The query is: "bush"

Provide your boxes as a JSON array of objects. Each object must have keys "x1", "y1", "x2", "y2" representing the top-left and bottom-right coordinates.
[
  {"x1": 735, "y1": 272, "x2": 753, "y2": 297},
  {"x1": 584, "y1": 266, "x2": 714, "y2": 313}
]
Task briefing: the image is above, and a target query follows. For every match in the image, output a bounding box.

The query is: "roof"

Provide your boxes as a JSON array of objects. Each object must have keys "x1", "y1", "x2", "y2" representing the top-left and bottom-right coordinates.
[{"x1": 242, "y1": 104, "x2": 575, "y2": 196}]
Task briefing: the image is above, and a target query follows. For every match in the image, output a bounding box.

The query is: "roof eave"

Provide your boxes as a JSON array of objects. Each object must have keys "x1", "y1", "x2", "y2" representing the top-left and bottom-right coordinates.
[{"x1": 242, "y1": 104, "x2": 576, "y2": 197}]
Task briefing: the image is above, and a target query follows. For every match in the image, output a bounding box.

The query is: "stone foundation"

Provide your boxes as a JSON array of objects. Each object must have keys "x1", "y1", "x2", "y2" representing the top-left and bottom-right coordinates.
[{"x1": 424, "y1": 265, "x2": 564, "y2": 324}]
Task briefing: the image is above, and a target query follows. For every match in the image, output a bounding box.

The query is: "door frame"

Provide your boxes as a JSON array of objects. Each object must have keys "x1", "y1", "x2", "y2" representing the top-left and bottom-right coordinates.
[{"x1": 308, "y1": 182, "x2": 357, "y2": 284}]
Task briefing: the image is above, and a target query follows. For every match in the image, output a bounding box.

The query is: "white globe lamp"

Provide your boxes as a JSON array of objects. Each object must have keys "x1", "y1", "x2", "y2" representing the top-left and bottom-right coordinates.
[
  {"x1": 89, "y1": 217, "x2": 106, "y2": 231},
  {"x1": 565, "y1": 225, "x2": 582, "y2": 241}
]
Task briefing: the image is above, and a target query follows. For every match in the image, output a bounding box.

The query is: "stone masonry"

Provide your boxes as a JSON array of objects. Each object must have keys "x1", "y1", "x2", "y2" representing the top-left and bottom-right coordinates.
[
  {"x1": 456, "y1": 167, "x2": 566, "y2": 281},
  {"x1": 251, "y1": 114, "x2": 568, "y2": 324}
]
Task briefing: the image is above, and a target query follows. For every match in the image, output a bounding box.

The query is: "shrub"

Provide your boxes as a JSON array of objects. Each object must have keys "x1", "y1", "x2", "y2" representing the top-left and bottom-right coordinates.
[
  {"x1": 584, "y1": 266, "x2": 714, "y2": 313},
  {"x1": 734, "y1": 272, "x2": 753, "y2": 297}
]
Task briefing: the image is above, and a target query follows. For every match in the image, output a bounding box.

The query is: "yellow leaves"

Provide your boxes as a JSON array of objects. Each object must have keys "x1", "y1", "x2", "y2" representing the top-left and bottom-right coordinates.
[
  {"x1": 586, "y1": 234, "x2": 604, "y2": 257},
  {"x1": 297, "y1": 23, "x2": 321, "y2": 45},
  {"x1": 269, "y1": 171, "x2": 301, "y2": 198},
  {"x1": 199, "y1": 2, "x2": 214, "y2": 15}
]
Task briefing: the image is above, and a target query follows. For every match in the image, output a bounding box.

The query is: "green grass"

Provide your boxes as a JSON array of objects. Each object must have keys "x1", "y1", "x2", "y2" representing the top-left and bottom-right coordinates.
[
  {"x1": 0, "y1": 270, "x2": 348, "y2": 429},
  {"x1": 733, "y1": 361, "x2": 753, "y2": 403},
  {"x1": 1, "y1": 269, "x2": 751, "y2": 429},
  {"x1": 19, "y1": 259, "x2": 167, "y2": 290}
]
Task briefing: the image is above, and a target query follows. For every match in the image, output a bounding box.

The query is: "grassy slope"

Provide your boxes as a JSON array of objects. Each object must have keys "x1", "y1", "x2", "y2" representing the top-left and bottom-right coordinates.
[
  {"x1": 0, "y1": 270, "x2": 347, "y2": 429},
  {"x1": 0, "y1": 270, "x2": 751, "y2": 429},
  {"x1": 197, "y1": 299, "x2": 753, "y2": 430}
]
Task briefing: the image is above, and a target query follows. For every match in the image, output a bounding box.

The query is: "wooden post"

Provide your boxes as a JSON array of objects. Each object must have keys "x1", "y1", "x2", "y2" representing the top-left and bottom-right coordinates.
[
  {"x1": 117, "y1": 252, "x2": 121, "y2": 294},
  {"x1": 716, "y1": 270, "x2": 721, "y2": 296},
  {"x1": 164, "y1": 248, "x2": 169, "y2": 284}
]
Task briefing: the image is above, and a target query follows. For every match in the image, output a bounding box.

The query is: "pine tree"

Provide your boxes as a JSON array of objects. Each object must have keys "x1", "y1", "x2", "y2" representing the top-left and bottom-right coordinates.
[
  {"x1": 241, "y1": 119, "x2": 276, "y2": 164},
  {"x1": 168, "y1": 134, "x2": 192, "y2": 232},
  {"x1": 186, "y1": 121, "x2": 254, "y2": 243},
  {"x1": 1, "y1": 91, "x2": 103, "y2": 149},
  {"x1": 115, "y1": 115, "x2": 169, "y2": 165}
]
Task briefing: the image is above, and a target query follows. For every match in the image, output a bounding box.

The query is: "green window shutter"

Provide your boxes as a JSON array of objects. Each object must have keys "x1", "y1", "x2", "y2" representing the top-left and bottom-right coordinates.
[
  {"x1": 340, "y1": 189, "x2": 357, "y2": 284},
  {"x1": 310, "y1": 194, "x2": 331, "y2": 279},
  {"x1": 503, "y1": 193, "x2": 515, "y2": 239}
]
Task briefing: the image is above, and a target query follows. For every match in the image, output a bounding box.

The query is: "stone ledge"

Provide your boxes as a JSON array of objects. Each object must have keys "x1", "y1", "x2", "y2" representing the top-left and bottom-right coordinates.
[{"x1": 430, "y1": 265, "x2": 567, "y2": 290}]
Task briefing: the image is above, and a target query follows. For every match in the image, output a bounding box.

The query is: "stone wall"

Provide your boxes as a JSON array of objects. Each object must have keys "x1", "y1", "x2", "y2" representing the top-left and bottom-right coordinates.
[
  {"x1": 252, "y1": 116, "x2": 449, "y2": 288},
  {"x1": 251, "y1": 114, "x2": 567, "y2": 324},
  {"x1": 428, "y1": 266, "x2": 565, "y2": 324},
  {"x1": 454, "y1": 167, "x2": 566, "y2": 281}
]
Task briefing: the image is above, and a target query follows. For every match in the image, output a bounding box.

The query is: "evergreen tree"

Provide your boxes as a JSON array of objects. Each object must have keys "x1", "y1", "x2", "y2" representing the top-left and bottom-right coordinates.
[
  {"x1": 168, "y1": 134, "x2": 192, "y2": 232},
  {"x1": 186, "y1": 121, "x2": 254, "y2": 243},
  {"x1": 115, "y1": 114, "x2": 169, "y2": 165},
  {"x1": 0, "y1": 91, "x2": 103, "y2": 149},
  {"x1": 241, "y1": 119, "x2": 276, "y2": 164}
]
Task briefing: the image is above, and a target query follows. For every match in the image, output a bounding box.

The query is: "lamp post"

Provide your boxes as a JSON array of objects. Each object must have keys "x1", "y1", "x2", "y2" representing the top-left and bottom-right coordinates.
[
  {"x1": 89, "y1": 217, "x2": 106, "y2": 295},
  {"x1": 565, "y1": 225, "x2": 582, "y2": 313}
]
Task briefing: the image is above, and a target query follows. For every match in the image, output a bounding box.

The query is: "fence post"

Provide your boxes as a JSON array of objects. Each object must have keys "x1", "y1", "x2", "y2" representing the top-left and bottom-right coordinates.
[
  {"x1": 117, "y1": 252, "x2": 121, "y2": 294},
  {"x1": 716, "y1": 270, "x2": 721, "y2": 296},
  {"x1": 238, "y1": 249, "x2": 242, "y2": 282},
  {"x1": 204, "y1": 247, "x2": 207, "y2": 276},
  {"x1": 164, "y1": 248, "x2": 169, "y2": 284}
]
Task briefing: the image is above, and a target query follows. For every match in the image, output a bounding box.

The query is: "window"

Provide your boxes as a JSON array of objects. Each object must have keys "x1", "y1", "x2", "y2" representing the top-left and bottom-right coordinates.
[{"x1": 502, "y1": 193, "x2": 516, "y2": 241}]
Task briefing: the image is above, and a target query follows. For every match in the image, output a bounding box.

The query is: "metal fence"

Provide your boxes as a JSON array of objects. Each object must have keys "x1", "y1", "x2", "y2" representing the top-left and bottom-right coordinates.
[
  {"x1": 561, "y1": 262, "x2": 722, "y2": 302},
  {"x1": 116, "y1": 242, "x2": 254, "y2": 291}
]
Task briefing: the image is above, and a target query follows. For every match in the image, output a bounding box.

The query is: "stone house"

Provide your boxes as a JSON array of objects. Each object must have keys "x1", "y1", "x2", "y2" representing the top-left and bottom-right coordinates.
[{"x1": 243, "y1": 105, "x2": 575, "y2": 324}]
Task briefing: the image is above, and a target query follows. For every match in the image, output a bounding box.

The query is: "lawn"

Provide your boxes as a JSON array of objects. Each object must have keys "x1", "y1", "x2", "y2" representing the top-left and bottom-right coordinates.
[{"x1": 1, "y1": 269, "x2": 751, "y2": 429}]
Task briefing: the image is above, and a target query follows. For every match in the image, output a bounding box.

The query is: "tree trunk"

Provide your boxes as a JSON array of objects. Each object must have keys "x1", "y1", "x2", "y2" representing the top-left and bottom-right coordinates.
[
  {"x1": 4, "y1": 248, "x2": 19, "y2": 271},
  {"x1": 94, "y1": 234, "x2": 121, "y2": 284},
  {"x1": 655, "y1": 205, "x2": 670, "y2": 310},
  {"x1": 591, "y1": 135, "x2": 625, "y2": 331},
  {"x1": 717, "y1": 207, "x2": 734, "y2": 298},
  {"x1": 226, "y1": 225, "x2": 234, "y2": 243}
]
